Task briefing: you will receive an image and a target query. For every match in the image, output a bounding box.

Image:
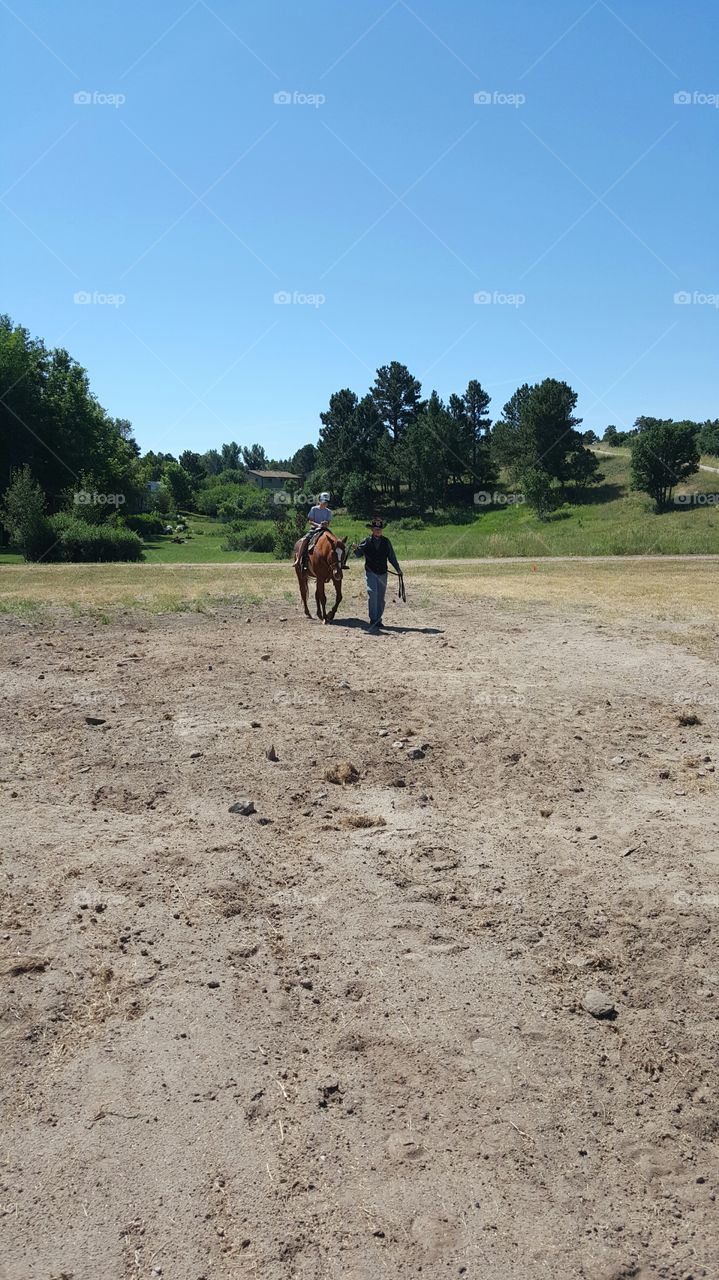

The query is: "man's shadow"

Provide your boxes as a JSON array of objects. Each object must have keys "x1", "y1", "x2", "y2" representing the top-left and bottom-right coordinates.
[{"x1": 330, "y1": 618, "x2": 443, "y2": 635}]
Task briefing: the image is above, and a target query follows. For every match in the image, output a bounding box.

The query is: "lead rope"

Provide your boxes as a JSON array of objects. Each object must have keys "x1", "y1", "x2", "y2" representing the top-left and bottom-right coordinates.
[{"x1": 388, "y1": 567, "x2": 406, "y2": 602}]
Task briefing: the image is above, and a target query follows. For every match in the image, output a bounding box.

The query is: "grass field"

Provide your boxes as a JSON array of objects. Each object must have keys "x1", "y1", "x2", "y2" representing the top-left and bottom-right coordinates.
[
  {"x1": 1, "y1": 453, "x2": 718, "y2": 569},
  {"x1": 1, "y1": 556, "x2": 718, "y2": 634}
]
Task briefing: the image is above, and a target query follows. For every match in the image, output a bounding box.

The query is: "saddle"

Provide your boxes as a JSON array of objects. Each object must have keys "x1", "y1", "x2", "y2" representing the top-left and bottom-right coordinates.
[{"x1": 296, "y1": 526, "x2": 344, "y2": 575}]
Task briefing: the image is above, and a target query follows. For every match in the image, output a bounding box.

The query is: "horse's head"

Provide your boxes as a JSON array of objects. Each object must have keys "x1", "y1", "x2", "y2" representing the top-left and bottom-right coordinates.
[{"x1": 334, "y1": 537, "x2": 348, "y2": 575}]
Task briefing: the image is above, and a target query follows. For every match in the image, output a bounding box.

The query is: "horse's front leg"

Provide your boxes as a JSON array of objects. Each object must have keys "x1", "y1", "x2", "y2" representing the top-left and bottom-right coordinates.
[{"x1": 326, "y1": 575, "x2": 342, "y2": 621}]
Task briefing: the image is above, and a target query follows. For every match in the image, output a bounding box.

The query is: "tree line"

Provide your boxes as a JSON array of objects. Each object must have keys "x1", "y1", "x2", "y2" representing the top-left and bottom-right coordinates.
[{"x1": 0, "y1": 312, "x2": 710, "y2": 560}]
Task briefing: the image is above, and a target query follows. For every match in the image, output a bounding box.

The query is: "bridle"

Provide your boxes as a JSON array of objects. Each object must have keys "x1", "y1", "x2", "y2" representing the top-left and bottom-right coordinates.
[{"x1": 333, "y1": 540, "x2": 347, "y2": 578}]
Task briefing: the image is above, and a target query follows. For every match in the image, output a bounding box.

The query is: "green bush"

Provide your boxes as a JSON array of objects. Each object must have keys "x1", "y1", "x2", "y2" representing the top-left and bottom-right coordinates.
[
  {"x1": 119, "y1": 513, "x2": 166, "y2": 536},
  {"x1": 195, "y1": 483, "x2": 238, "y2": 517},
  {"x1": 221, "y1": 529, "x2": 274, "y2": 552},
  {"x1": 1, "y1": 465, "x2": 58, "y2": 562},
  {"x1": 273, "y1": 513, "x2": 304, "y2": 560},
  {"x1": 49, "y1": 515, "x2": 144, "y2": 562},
  {"x1": 196, "y1": 480, "x2": 272, "y2": 520},
  {"x1": 521, "y1": 468, "x2": 558, "y2": 521},
  {"x1": 235, "y1": 487, "x2": 273, "y2": 520},
  {"x1": 433, "y1": 506, "x2": 477, "y2": 526},
  {"x1": 395, "y1": 516, "x2": 426, "y2": 530}
]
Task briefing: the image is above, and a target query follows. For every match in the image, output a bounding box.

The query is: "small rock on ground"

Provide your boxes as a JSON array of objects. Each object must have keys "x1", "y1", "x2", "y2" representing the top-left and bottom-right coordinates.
[{"x1": 582, "y1": 988, "x2": 616, "y2": 1019}]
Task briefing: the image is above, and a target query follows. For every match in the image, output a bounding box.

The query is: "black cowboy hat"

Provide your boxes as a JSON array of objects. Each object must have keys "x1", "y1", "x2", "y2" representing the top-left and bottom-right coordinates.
[{"x1": 367, "y1": 517, "x2": 385, "y2": 528}]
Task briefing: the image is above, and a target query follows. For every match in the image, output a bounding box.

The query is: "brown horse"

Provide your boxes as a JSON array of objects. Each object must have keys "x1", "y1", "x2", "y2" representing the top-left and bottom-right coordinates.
[{"x1": 294, "y1": 530, "x2": 347, "y2": 622}]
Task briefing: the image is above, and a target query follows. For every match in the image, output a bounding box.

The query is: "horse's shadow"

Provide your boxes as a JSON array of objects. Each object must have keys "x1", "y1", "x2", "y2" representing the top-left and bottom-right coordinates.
[{"x1": 329, "y1": 618, "x2": 443, "y2": 635}]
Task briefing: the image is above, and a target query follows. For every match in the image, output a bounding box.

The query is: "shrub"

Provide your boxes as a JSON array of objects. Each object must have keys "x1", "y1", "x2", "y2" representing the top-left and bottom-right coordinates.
[
  {"x1": 49, "y1": 515, "x2": 144, "y2": 562},
  {"x1": 273, "y1": 511, "x2": 305, "y2": 559},
  {"x1": 433, "y1": 506, "x2": 477, "y2": 526},
  {"x1": 395, "y1": 516, "x2": 426, "y2": 530},
  {"x1": 236, "y1": 487, "x2": 274, "y2": 520},
  {"x1": 221, "y1": 529, "x2": 274, "y2": 553},
  {"x1": 521, "y1": 468, "x2": 557, "y2": 520},
  {"x1": 1, "y1": 465, "x2": 58, "y2": 561},
  {"x1": 196, "y1": 481, "x2": 272, "y2": 520},
  {"x1": 119, "y1": 513, "x2": 166, "y2": 536}
]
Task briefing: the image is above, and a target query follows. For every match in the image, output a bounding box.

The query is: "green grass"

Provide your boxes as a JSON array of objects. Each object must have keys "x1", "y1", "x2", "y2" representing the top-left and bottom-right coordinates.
[
  {"x1": 139, "y1": 518, "x2": 276, "y2": 563},
  {"x1": 1, "y1": 456, "x2": 718, "y2": 571},
  {"x1": 335, "y1": 455, "x2": 719, "y2": 557}
]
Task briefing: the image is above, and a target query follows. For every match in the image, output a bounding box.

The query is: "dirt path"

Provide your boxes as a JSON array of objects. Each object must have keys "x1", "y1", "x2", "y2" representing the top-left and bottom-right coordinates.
[
  {"x1": 1, "y1": 596, "x2": 718, "y2": 1280},
  {"x1": 2, "y1": 553, "x2": 718, "y2": 575},
  {"x1": 594, "y1": 447, "x2": 719, "y2": 476}
]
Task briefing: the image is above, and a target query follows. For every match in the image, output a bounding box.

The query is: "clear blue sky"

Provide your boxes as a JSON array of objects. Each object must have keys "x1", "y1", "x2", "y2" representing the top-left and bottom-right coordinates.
[{"x1": 2, "y1": 0, "x2": 718, "y2": 457}]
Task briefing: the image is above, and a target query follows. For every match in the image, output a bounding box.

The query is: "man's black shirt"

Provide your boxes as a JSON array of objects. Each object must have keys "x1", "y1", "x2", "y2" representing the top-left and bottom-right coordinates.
[{"x1": 353, "y1": 535, "x2": 401, "y2": 575}]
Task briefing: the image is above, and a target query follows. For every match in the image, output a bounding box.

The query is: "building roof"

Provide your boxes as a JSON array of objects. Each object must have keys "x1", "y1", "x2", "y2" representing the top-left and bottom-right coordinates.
[{"x1": 247, "y1": 469, "x2": 300, "y2": 480}]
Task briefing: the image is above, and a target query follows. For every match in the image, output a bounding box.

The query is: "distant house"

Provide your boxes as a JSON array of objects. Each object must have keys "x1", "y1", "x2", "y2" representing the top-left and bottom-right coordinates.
[
  {"x1": 246, "y1": 469, "x2": 299, "y2": 491},
  {"x1": 146, "y1": 480, "x2": 162, "y2": 493}
]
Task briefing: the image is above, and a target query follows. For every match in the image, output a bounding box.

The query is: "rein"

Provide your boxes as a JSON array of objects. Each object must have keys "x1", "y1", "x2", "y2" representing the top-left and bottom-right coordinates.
[{"x1": 387, "y1": 567, "x2": 407, "y2": 602}]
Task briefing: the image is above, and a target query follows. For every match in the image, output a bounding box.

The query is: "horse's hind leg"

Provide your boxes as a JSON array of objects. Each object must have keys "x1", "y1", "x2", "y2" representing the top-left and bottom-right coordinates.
[
  {"x1": 295, "y1": 565, "x2": 311, "y2": 618},
  {"x1": 316, "y1": 579, "x2": 326, "y2": 622}
]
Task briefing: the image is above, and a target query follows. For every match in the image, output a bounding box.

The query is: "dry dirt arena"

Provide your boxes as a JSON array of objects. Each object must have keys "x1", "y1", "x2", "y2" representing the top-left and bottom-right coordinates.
[{"x1": 1, "y1": 563, "x2": 718, "y2": 1280}]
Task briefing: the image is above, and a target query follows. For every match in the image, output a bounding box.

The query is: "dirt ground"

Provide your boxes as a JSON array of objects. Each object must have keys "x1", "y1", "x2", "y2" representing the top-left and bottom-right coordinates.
[{"x1": 1, "y1": 579, "x2": 718, "y2": 1280}]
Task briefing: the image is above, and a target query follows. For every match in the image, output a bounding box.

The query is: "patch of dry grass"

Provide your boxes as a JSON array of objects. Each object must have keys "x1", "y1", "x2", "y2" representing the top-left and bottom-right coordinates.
[
  {"x1": 413, "y1": 560, "x2": 719, "y2": 625},
  {"x1": 1, "y1": 558, "x2": 718, "y2": 628}
]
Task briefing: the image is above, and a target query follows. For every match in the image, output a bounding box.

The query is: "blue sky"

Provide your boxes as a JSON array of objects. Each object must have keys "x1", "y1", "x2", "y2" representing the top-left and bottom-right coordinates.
[{"x1": 2, "y1": 0, "x2": 718, "y2": 457}]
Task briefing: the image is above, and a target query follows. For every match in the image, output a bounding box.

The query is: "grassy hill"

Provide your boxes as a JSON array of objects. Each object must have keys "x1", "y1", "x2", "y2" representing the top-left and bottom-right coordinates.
[{"x1": 94, "y1": 455, "x2": 719, "y2": 559}]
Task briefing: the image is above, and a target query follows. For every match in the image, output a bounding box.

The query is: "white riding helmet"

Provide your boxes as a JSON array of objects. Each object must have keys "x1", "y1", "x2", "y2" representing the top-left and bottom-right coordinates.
[{"x1": 319, "y1": 492, "x2": 331, "y2": 502}]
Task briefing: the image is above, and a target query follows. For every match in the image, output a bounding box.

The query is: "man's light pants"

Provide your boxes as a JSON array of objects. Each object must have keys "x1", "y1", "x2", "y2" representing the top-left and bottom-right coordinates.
[{"x1": 366, "y1": 569, "x2": 387, "y2": 627}]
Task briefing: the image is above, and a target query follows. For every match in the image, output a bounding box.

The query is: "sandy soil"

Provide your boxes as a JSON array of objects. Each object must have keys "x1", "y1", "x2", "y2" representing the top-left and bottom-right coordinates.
[{"x1": 1, "y1": 588, "x2": 718, "y2": 1280}]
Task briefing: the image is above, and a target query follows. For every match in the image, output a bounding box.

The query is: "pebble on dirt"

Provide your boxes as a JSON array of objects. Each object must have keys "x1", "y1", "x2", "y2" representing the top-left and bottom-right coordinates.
[
  {"x1": 228, "y1": 800, "x2": 256, "y2": 815},
  {"x1": 407, "y1": 747, "x2": 426, "y2": 760},
  {"x1": 582, "y1": 988, "x2": 616, "y2": 1019},
  {"x1": 266, "y1": 745, "x2": 278, "y2": 761}
]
